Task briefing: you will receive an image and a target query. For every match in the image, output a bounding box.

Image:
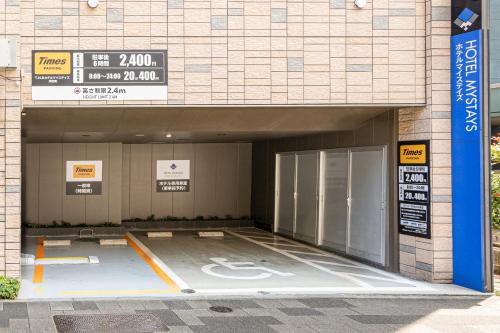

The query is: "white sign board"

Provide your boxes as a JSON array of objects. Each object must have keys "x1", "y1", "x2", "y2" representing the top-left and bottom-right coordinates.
[{"x1": 156, "y1": 160, "x2": 190, "y2": 192}]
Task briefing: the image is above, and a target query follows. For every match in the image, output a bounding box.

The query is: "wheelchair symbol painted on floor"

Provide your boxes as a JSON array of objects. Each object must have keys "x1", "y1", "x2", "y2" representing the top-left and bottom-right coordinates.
[{"x1": 201, "y1": 257, "x2": 295, "y2": 280}]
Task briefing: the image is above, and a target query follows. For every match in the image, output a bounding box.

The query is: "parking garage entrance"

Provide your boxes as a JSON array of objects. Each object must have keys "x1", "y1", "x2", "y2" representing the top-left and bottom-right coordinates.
[{"x1": 17, "y1": 106, "x2": 459, "y2": 299}]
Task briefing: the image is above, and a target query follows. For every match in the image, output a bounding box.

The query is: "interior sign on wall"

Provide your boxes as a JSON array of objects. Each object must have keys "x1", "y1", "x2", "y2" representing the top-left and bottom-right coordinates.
[
  {"x1": 398, "y1": 140, "x2": 431, "y2": 239},
  {"x1": 156, "y1": 160, "x2": 190, "y2": 192},
  {"x1": 66, "y1": 161, "x2": 103, "y2": 195},
  {"x1": 32, "y1": 50, "x2": 167, "y2": 100}
]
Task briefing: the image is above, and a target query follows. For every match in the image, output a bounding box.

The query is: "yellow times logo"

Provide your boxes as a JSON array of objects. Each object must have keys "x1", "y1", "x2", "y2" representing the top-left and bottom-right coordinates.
[
  {"x1": 73, "y1": 165, "x2": 96, "y2": 178},
  {"x1": 34, "y1": 52, "x2": 71, "y2": 75},
  {"x1": 400, "y1": 144, "x2": 426, "y2": 164}
]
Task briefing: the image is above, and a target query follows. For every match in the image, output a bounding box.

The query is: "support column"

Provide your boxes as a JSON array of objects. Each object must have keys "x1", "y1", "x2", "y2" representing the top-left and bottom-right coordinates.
[
  {"x1": 0, "y1": 0, "x2": 21, "y2": 278},
  {"x1": 398, "y1": 0, "x2": 453, "y2": 283}
]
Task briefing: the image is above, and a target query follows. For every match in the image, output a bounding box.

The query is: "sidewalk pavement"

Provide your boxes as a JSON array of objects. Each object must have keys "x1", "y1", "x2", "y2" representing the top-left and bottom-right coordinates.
[{"x1": 0, "y1": 295, "x2": 498, "y2": 333}]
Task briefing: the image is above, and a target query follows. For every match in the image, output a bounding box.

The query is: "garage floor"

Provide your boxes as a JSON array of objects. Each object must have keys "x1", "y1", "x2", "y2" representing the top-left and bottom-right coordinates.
[{"x1": 19, "y1": 228, "x2": 468, "y2": 299}]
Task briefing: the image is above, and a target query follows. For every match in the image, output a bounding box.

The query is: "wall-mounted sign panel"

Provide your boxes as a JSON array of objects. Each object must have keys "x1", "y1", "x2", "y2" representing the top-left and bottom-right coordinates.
[
  {"x1": 397, "y1": 140, "x2": 431, "y2": 239},
  {"x1": 156, "y1": 160, "x2": 190, "y2": 192},
  {"x1": 32, "y1": 50, "x2": 167, "y2": 100},
  {"x1": 66, "y1": 160, "x2": 103, "y2": 195}
]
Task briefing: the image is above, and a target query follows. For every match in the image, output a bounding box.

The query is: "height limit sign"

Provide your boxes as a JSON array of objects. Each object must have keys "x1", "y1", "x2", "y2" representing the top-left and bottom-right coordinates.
[{"x1": 398, "y1": 140, "x2": 431, "y2": 239}]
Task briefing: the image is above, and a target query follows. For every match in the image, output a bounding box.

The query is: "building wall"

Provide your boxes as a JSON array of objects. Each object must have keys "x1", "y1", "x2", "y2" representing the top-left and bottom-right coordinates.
[
  {"x1": 24, "y1": 143, "x2": 123, "y2": 225},
  {"x1": 251, "y1": 110, "x2": 395, "y2": 246},
  {"x1": 491, "y1": 0, "x2": 500, "y2": 85},
  {"x1": 122, "y1": 143, "x2": 251, "y2": 220},
  {"x1": 24, "y1": 142, "x2": 252, "y2": 224},
  {"x1": 396, "y1": 0, "x2": 453, "y2": 283},
  {"x1": 20, "y1": 0, "x2": 425, "y2": 106}
]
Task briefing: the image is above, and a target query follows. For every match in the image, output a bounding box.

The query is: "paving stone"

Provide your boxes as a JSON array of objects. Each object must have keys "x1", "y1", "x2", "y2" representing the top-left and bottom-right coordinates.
[
  {"x1": 270, "y1": 324, "x2": 319, "y2": 333},
  {"x1": 209, "y1": 300, "x2": 262, "y2": 309},
  {"x1": 137, "y1": 309, "x2": 185, "y2": 326},
  {"x1": 27, "y1": 303, "x2": 51, "y2": 319},
  {"x1": 28, "y1": 319, "x2": 57, "y2": 333},
  {"x1": 347, "y1": 315, "x2": 423, "y2": 325},
  {"x1": 95, "y1": 301, "x2": 126, "y2": 313},
  {"x1": 167, "y1": 326, "x2": 195, "y2": 333},
  {"x1": 298, "y1": 298, "x2": 352, "y2": 308},
  {"x1": 186, "y1": 301, "x2": 211, "y2": 309},
  {"x1": 3, "y1": 304, "x2": 28, "y2": 318},
  {"x1": 119, "y1": 300, "x2": 145, "y2": 311},
  {"x1": 141, "y1": 300, "x2": 167, "y2": 310},
  {"x1": 163, "y1": 300, "x2": 191, "y2": 310},
  {"x1": 8, "y1": 318, "x2": 29, "y2": 332},
  {"x1": 275, "y1": 300, "x2": 308, "y2": 308},
  {"x1": 49, "y1": 302, "x2": 73, "y2": 311},
  {"x1": 72, "y1": 301, "x2": 98, "y2": 311},
  {"x1": 278, "y1": 307, "x2": 324, "y2": 317}
]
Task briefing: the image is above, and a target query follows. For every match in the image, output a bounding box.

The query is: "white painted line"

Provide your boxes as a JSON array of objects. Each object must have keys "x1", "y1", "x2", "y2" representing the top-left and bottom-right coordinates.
[
  {"x1": 283, "y1": 250, "x2": 330, "y2": 256},
  {"x1": 100, "y1": 239, "x2": 127, "y2": 246},
  {"x1": 148, "y1": 231, "x2": 173, "y2": 238},
  {"x1": 227, "y1": 230, "x2": 434, "y2": 291},
  {"x1": 261, "y1": 242, "x2": 311, "y2": 248},
  {"x1": 234, "y1": 230, "x2": 433, "y2": 289},
  {"x1": 198, "y1": 231, "x2": 224, "y2": 237},
  {"x1": 126, "y1": 232, "x2": 190, "y2": 290},
  {"x1": 194, "y1": 286, "x2": 433, "y2": 294},
  {"x1": 35, "y1": 257, "x2": 89, "y2": 265},
  {"x1": 43, "y1": 240, "x2": 71, "y2": 247},
  {"x1": 226, "y1": 230, "x2": 372, "y2": 288}
]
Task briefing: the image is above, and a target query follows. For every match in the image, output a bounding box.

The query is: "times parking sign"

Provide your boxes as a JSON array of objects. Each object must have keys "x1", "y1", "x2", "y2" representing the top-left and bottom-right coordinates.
[
  {"x1": 32, "y1": 50, "x2": 167, "y2": 100},
  {"x1": 397, "y1": 140, "x2": 431, "y2": 239}
]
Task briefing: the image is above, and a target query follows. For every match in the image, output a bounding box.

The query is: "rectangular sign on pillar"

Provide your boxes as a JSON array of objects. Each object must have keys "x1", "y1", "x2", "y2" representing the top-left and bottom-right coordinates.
[
  {"x1": 451, "y1": 0, "x2": 486, "y2": 292},
  {"x1": 397, "y1": 141, "x2": 431, "y2": 239}
]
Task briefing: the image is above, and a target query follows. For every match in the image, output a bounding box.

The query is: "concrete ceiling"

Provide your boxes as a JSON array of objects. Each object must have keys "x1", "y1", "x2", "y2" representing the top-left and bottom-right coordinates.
[{"x1": 22, "y1": 106, "x2": 392, "y2": 143}]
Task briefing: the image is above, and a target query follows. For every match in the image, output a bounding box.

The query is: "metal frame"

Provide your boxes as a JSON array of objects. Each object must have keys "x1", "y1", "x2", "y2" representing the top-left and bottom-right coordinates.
[
  {"x1": 346, "y1": 146, "x2": 388, "y2": 266},
  {"x1": 293, "y1": 150, "x2": 320, "y2": 244},
  {"x1": 277, "y1": 145, "x2": 389, "y2": 267}
]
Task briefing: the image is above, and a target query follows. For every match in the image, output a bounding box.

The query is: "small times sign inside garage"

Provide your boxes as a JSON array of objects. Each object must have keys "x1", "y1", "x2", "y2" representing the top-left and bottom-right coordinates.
[
  {"x1": 398, "y1": 140, "x2": 431, "y2": 239},
  {"x1": 31, "y1": 50, "x2": 167, "y2": 100},
  {"x1": 66, "y1": 161, "x2": 102, "y2": 195},
  {"x1": 156, "y1": 160, "x2": 190, "y2": 192}
]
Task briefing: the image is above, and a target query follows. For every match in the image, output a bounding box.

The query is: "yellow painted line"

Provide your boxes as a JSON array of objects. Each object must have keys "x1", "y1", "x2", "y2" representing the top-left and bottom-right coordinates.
[
  {"x1": 58, "y1": 289, "x2": 174, "y2": 296},
  {"x1": 125, "y1": 235, "x2": 180, "y2": 293},
  {"x1": 33, "y1": 237, "x2": 45, "y2": 284}
]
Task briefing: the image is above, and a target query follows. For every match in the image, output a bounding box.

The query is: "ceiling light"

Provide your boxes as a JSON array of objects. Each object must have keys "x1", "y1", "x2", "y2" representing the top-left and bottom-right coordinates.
[
  {"x1": 354, "y1": 0, "x2": 366, "y2": 8},
  {"x1": 165, "y1": 133, "x2": 172, "y2": 138},
  {"x1": 21, "y1": 112, "x2": 26, "y2": 116},
  {"x1": 87, "y1": 0, "x2": 99, "y2": 8}
]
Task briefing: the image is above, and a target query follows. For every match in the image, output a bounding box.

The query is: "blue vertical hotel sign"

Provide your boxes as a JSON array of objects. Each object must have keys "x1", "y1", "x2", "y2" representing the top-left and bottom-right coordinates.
[{"x1": 451, "y1": 0, "x2": 485, "y2": 291}]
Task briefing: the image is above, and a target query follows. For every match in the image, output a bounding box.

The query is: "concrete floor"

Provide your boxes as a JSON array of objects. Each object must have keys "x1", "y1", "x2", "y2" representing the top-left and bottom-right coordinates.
[{"x1": 19, "y1": 228, "x2": 478, "y2": 299}]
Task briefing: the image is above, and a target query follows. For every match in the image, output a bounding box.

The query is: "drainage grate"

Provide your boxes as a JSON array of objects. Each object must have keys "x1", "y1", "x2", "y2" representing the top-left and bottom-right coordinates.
[
  {"x1": 209, "y1": 306, "x2": 233, "y2": 313},
  {"x1": 181, "y1": 288, "x2": 196, "y2": 294},
  {"x1": 53, "y1": 314, "x2": 168, "y2": 333}
]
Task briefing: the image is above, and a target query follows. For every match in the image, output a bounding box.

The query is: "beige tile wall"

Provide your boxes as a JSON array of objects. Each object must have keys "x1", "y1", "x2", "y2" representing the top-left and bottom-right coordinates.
[
  {"x1": 397, "y1": 0, "x2": 452, "y2": 283},
  {"x1": 0, "y1": 0, "x2": 22, "y2": 278},
  {"x1": 19, "y1": 0, "x2": 426, "y2": 106}
]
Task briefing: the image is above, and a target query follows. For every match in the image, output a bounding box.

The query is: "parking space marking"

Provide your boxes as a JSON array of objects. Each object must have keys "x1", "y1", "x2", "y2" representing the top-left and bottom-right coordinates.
[
  {"x1": 58, "y1": 289, "x2": 176, "y2": 297},
  {"x1": 201, "y1": 257, "x2": 295, "y2": 280},
  {"x1": 227, "y1": 230, "x2": 434, "y2": 291},
  {"x1": 33, "y1": 237, "x2": 44, "y2": 284},
  {"x1": 125, "y1": 232, "x2": 190, "y2": 291}
]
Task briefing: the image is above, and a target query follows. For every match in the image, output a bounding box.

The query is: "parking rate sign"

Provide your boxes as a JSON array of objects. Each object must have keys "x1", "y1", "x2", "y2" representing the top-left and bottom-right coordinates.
[{"x1": 398, "y1": 141, "x2": 431, "y2": 239}]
